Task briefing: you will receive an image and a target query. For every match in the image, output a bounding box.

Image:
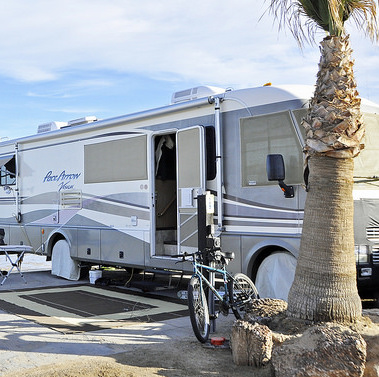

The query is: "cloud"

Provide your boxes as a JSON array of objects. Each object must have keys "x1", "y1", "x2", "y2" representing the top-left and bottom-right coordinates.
[
  {"x1": 27, "y1": 91, "x2": 74, "y2": 99},
  {"x1": 0, "y1": 0, "x2": 378, "y2": 140},
  {"x1": 0, "y1": 0, "x2": 317, "y2": 88},
  {"x1": 27, "y1": 78, "x2": 114, "y2": 100},
  {"x1": 47, "y1": 106, "x2": 103, "y2": 114}
]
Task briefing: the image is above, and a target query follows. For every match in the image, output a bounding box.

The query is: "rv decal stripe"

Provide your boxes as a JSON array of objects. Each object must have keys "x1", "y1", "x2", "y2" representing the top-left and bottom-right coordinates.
[
  {"x1": 223, "y1": 198, "x2": 302, "y2": 217},
  {"x1": 224, "y1": 224, "x2": 302, "y2": 236},
  {"x1": 82, "y1": 200, "x2": 150, "y2": 221},
  {"x1": 82, "y1": 194, "x2": 150, "y2": 211},
  {"x1": 19, "y1": 192, "x2": 149, "y2": 213},
  {"x1": 224, "y1": 216, "x2": 302, "y2": 228},
  {"x1": 223, "y1": 200, "x2": 303, "y2": 220},
  {"x1": 223, "y1": 194, "x2": 303, "y2": 213},
  {"x1": 0, "y1": 198, "x2": 16, "y2": 203}
]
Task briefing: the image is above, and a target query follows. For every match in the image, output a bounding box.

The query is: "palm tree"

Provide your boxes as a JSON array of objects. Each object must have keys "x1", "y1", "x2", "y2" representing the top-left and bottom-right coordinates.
[{"x1": 267, "y1": 0, "x2": 379, "y2": 323}]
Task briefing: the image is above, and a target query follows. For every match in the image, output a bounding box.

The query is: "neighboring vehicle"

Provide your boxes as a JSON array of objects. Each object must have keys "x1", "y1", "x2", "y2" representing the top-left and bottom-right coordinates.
[{"x1": 0, "y1": 84, "x2": 378, "y2": 300}]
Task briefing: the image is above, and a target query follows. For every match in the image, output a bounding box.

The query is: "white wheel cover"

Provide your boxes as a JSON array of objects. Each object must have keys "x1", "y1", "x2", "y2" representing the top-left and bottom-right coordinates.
[
  {"x1": 51, "y1": 239, "x2": 80, "y2": 281},
  {"x1": 255, "y1": 252, "x2": 296, "y2": 301}
]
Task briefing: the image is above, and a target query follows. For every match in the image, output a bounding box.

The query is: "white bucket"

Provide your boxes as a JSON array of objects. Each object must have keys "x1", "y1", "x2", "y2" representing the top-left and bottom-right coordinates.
[{"x1": 89, "y1": 270, "x2": 102, "y2": 284}]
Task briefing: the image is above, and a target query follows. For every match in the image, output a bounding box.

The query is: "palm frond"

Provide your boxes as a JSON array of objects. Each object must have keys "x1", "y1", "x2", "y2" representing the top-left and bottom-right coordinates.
[
  {"x1": 266, "y1": 0, "x2": 315, "y2": 46},
  {"x1": 345, "y1": 0, "x2": 379, "y2": 41},
  {"x1": 267, "y1": 0, "x2": 379, "y2": 45}
]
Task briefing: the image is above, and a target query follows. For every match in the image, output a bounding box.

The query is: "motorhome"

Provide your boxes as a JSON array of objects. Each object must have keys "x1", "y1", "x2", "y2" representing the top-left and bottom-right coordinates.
[{"x1": 0, "y1": 84, "x2": 378, "y2": 300}]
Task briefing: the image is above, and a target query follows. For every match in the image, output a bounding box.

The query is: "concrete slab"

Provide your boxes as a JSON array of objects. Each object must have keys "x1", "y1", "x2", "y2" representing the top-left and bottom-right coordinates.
[{"x1": 0, "y1": 254, "x2": 237, "y2": 376}]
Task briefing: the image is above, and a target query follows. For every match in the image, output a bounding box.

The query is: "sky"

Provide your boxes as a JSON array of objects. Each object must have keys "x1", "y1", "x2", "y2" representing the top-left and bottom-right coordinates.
[{"x1": 0, "y1": 0, "x2": 378, "y2": 140}]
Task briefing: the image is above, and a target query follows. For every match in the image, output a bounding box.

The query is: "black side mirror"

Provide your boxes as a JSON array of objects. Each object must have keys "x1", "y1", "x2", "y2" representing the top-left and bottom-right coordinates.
[{"x1": 266, "y1": 154, "x2": 294, "y2": 198}]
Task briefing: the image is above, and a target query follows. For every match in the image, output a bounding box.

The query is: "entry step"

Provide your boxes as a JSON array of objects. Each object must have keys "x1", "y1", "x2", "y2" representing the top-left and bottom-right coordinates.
[{"x1": 163, "y1": 242, "x2": 177, "y2": 256}]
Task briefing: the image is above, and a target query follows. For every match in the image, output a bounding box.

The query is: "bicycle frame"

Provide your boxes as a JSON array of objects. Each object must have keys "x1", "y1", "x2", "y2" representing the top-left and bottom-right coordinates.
[
  {"x1": 191, "y1": 256, "x2": 232, "y2": 304},
  {"x1": 185, "y1": 250, "x2": 257, "y2": 342}
]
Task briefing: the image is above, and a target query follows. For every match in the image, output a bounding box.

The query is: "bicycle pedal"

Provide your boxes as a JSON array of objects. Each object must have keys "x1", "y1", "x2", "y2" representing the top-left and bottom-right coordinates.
[{"x1": 209, "y1": 314, "x2": 219, "y2": 320}]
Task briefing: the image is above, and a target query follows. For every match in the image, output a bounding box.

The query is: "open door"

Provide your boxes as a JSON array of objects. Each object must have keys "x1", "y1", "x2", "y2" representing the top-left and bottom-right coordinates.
[{"x1": 176, "y1": 126, "x2": 206, "y2": 253}]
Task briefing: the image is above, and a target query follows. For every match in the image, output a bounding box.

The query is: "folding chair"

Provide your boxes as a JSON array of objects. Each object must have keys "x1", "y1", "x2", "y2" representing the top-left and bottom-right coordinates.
[{"x1": 0, "y1": 245, "x2": 34, "y2": 285}]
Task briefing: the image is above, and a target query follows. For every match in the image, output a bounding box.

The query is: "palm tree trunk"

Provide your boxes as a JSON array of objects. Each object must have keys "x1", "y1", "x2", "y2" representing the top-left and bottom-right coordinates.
[
  {"x1": 287, "y1": 155, "x2": 362, "y2": 322},
  {"x1": 287, "y1": 34, "x2": 363, "y2": 323},
  {"x1": 302, "y1": 35, "x2": 364, "y2": 160}
]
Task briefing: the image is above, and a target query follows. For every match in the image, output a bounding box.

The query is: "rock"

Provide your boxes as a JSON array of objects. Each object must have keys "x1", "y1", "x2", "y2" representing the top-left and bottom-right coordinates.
[
  {"x1": 363, "y1": 331, "x2": 379, "y2": 377},
  {"x1": 360, "y1": 309, "x2": 379, "y2": 377},
  {"x1": 239, "y1": 300, "x2": 378, "y2": 375},
  {"x1": 272, "y1": 323, "x2": 367, "y2": 377},
  {"x1": 231, "y1": 320, "x2": 273, "y2": 367},
  {"x1": 365, "y1": 360, "x2": 379, "y2": 377},
  {"x1": 245, "y1": 298, "x2": 310, "y2": 345},
  {"x1": 244, "y1": 298, "x2": 288, "y2": 326}
]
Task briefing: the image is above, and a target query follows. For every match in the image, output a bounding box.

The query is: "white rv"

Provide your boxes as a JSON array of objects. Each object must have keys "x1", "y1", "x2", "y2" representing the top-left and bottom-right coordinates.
[{"x1": 0, "y1": 84, "x2": 378, "y2": 300}]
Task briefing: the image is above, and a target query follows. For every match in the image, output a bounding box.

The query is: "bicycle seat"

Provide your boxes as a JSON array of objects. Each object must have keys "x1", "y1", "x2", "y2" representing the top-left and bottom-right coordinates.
[
  {"x1": 222, "y1": 251, "x2": 235, "y2": 260},
  {"x1": 211, "y1": 250, "x2": 235, "y2": 265}
]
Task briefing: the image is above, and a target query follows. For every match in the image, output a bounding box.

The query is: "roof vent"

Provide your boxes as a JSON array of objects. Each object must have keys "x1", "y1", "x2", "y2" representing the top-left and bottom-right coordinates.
[
  {"x1": 171, "y1": 86, "x2": 225, "y2": 104},
  {"x1": 65, "y1": 116, "x2": 98, "y2": 127},
  {"x1": 37, "y1": 121, "x2": 67, "y2": 134}
]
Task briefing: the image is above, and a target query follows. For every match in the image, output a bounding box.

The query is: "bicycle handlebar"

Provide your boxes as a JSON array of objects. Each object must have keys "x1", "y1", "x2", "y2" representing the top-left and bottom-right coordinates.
[
  {"x1": 171, "y1": 247, "x2": 233, "y2": 264},
  {"x1": 170, "y1": 251, "x2": 197, "y2": 263}
]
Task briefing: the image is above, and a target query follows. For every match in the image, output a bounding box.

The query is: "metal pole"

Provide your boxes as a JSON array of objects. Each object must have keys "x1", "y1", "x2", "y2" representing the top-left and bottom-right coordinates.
[
  {"x1": 14, "y1": 143, "x2": 21, "y2": 223},
  {"x1": 213, "y1": 97, "x2": 224, "y2": 234},
  {"x1": 209, "y1": 259, "x2": 216, "y2": 333}
]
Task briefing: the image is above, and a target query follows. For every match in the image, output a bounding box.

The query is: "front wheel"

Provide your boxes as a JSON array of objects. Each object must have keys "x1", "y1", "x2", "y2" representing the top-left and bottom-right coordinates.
[
  {"x1": 51, "y1": 239, "x2": 81, "y2": 281},
  {"x1": 187, "y1": 275, "x2": 210, "y2": 343},
  {"x1": 255, "y1": 252, "x2": 296, "y2": 300},
  {"x1": 228, "y1": 273, "x2": 259, "y2": 320}
]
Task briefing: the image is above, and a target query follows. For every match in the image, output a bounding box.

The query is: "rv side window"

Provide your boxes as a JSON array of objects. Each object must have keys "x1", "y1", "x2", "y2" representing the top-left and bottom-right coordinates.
[
  {"x1": 0, "y1": 155, "x2": 16, "y2": 186},
  {"x1": 84, "y1": 135, "x2": 148, "y2": 183},
  {"x1": 292, "y1": 108, "x2": 308, "y2": 143},
  {"x1": 354, "y1": 113, "x2": 379, "y2": 178},
  {"x1": 240, "y1": 111, "x2": 304, "y2": 187}
]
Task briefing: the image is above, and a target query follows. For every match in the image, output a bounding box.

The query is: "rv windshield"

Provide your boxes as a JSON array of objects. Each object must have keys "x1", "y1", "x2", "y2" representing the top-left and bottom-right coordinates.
[{"x1": 354, "y1": 113, "x2": 379, "y2": 185}]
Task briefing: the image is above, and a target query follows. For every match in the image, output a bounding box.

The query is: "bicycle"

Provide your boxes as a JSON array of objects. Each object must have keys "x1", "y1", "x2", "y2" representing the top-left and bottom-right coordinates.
[{"x1": 177, "y1": 248, "x2": 259, "y2": 343}]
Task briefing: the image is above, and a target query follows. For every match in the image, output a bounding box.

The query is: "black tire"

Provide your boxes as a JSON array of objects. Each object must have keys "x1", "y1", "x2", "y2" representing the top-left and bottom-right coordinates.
[
  {"x1": 187, "y1": 275, "x2": 210, "y2": 343},
  {"x1": 228, "y1": 273, "x2": 259, "y2": 319}
]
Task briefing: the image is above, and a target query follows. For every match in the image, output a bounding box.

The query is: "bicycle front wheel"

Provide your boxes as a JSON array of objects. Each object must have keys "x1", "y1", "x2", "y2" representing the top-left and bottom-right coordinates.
[
  {"x1": 188, "y1": 275, "x2": 210, "y2": 343},
  {"x1": 228, "y1": 273, "x2": 259, "y2": 320}
]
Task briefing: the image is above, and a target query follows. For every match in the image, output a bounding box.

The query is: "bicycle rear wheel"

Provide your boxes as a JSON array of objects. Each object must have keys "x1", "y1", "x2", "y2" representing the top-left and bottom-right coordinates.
[
  {"x1": 228, "y1": 273, "x2": 259, "y2": 320},
  {"x1": 188, "y1": 275, "x2": 210, "y2": 343}
]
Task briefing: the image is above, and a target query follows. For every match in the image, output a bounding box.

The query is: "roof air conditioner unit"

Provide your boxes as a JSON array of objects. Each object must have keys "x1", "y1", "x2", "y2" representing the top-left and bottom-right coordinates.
[
  {"x1": 171, "y1": 86, "x2": 226, "y2": 104},
  {"x1": 37, "y1": 121, "x2": 67, "y2": 133},
  {"x1": 66, "y1": 116, "x2": 98, "y2": 127}
]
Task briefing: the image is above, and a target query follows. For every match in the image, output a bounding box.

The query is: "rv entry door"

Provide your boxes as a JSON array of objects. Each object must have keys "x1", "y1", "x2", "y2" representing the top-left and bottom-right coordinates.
[{"x1": 176, "y1": 126, "x2": 206, "y2": 253}]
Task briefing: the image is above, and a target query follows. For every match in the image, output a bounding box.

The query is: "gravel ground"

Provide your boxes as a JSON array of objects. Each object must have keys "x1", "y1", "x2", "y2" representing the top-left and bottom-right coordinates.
[{"x1": 0, "y1": 254, "x2": 377, "y2": 377}]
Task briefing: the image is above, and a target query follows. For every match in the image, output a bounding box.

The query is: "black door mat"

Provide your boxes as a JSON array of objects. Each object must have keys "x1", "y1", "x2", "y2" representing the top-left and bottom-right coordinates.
[{"x1": 0, "y1": 284, "x2": 188, "y2": 333}]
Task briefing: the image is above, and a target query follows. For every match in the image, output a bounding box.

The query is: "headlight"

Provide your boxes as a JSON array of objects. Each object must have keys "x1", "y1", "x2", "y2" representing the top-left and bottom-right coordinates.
[{"x1": 355, "y1": 245, "x2": 370, "y2": 264}]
